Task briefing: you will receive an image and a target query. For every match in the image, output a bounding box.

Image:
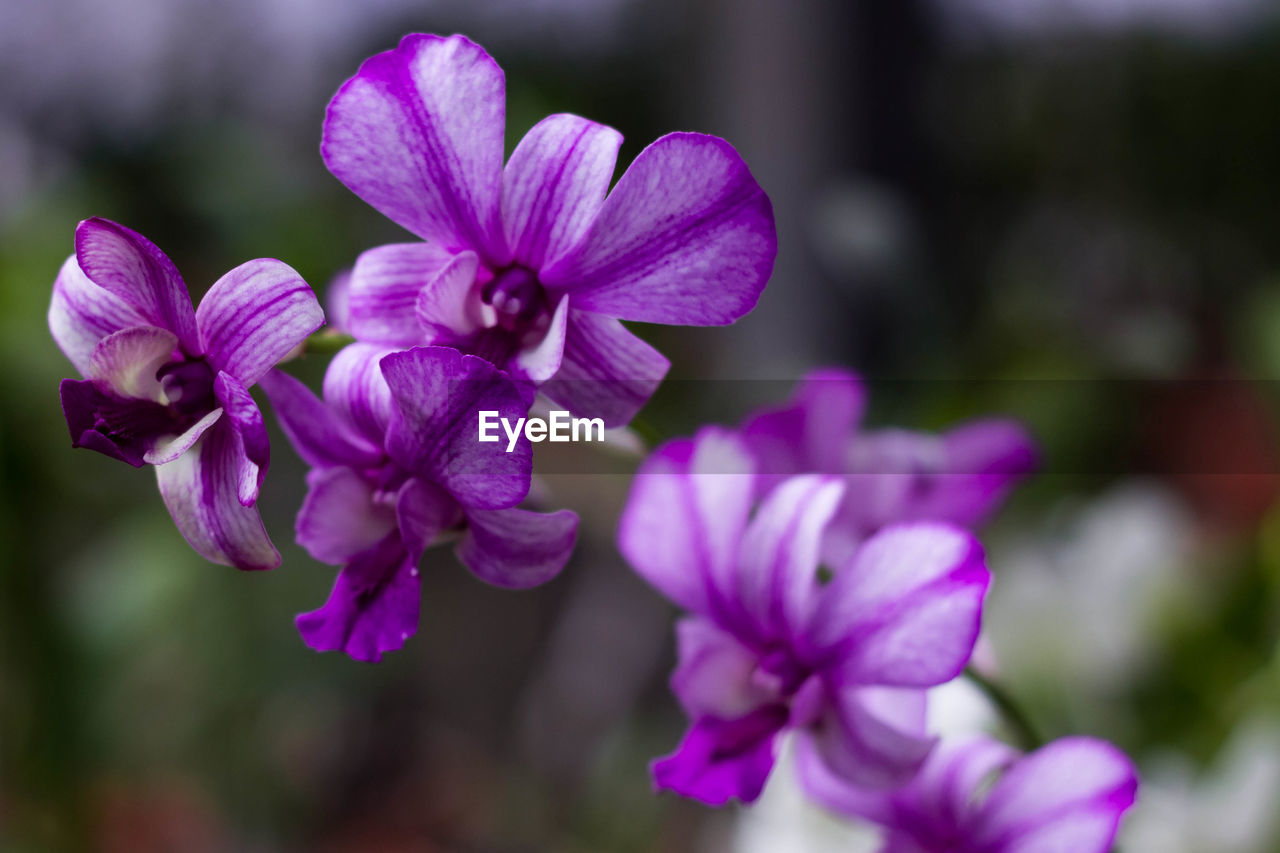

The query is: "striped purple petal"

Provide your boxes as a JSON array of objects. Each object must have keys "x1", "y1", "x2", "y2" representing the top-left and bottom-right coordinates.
[
  {"x1": 972, "y1": 738, "x2": 1138, "y2": 853},
  {"x1": 540, "y1": 133, "x2": 776, "y2": 326},
  {"x1": 48, "y1": 254, "x2": 148, "y2": 377},
  {"x1": 501, "y1": 113, "x2": 622, "y2": 270},
  {"x1": 617, "y1": 428, "x2": 757, "y2": 618},
  {"x1": 805, "y1": 523, "x2": 989, "y2": 688},
  {"x1": 322, "y1": 33, "x2": 506, "y2": 260},
  {"x1": 323, "y1": 342, "x2": 397, "y2": 447},
  {"x1": 380, "y1": 346, "x2": 534, "y2": 510},
  {"x1": 86, "y1": 325, "x2": 178, "y2": 401},
  {"x1": 195, "y1": 258, "x2": 323, "y2": 387},
  {"x1": 455, "y1": 506, "x2": 578, "y2": 589},
  {"x1": 670, "y1": 617, "x2": 777, "y2": 720},
  {"x1": 348, "y1": 241, "x2": 462, "y2": 345},
  {"x1": 154, "y1": 417, "x2": 280, "y2": 571},
  {"x1": 799, "y1": 685, "x2": 936, "y2": 790},
  {"x1": 257, "y1": 369, "x2": 383, "y2": 470},
  {"x1": 73, "y1": 218, "x2": 200, "y2": 355},
  {"x1": 213, "y1": 371, "x2": 269, "y2": 506},
  {"x1": 539, "y1": 309, "x2": 670, "y2": 427},
  {"x1": 294, "y1": 532, "x2": 419, "y2": 662}
]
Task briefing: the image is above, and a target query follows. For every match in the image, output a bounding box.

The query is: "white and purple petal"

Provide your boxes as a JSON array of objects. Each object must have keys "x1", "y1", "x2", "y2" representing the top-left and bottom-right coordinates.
[
  {"x1": 86, "y1": 325, "x2": 178, "y2": 402},
  {"x1": 741, "y1": 367, "x2": 865, "y2": 487},
  {"x1": 322, "y1": 33, "x2": 506, "y2": 260},
  {"x1": 540, "y1": 132, "x2": 775, "y2": 326},
  {"x1": 669, "y1": 617, "x2": 776, "y2": 720},
  {"x1": 195, "y1": 258, "x2": 323, "y2": 387},
  {"x1": 972, "y1": 737, "x2": 1138, "y2": 853},
  {"x1": 213, "y1": 372, "x2": 269, "y2": 506},
  {"x1": 734, "y1": 474, "x2": 844, "y2": 644},
  {"x1": 347, "y1": 241, "x2": 464, "y2": 345},
  {"x1": 323, "y1": 342, "x2": 398, "y2": 447},
  {"x1": 501, "y1": 113, "x2": 622, "y2": 269},
  {"x1": 539, "y1": 309, "x2": 670, "y2": 428},
  {"x1": 799, "y1": 685, "x2": 936, "y2": 791},
  {"x1": 806, "y1": 523, "x2": 989, "y2": 688},
  {"x1": 73, "y1": 218, "x2": 200, "y2": 354},
  {"x1": 154, "y1": 417, "x2": 280, "y2": 571},
  {"x1": 617, "y1": 428, "x2": 756, "y2": 618},
  {"x1": 49, "y1": 254, "x2": 149, "y2": 377}
]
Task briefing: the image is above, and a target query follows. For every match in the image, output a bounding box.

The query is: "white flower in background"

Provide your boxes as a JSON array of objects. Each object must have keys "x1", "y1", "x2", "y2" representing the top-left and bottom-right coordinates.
[
  {"x1": 1122, "y1": 717, "x2": 1280, "y2": 852},
  {"x1": 986, "y1": 480, "x2": 1198, "y2": 690}
]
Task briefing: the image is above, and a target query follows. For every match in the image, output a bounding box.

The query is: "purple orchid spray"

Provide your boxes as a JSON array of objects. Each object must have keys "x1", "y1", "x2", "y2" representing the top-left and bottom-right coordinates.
[
  {"x1": 259, "y1": 344, "x2": 577, "y2": 662},
  {"x1": 49, "y1": 217, "x2": 323, "y2": 570},
  {"x1": 741, "y1": 368, "x2": 1038, "y2": 566},
  {"x1": 617, "y1": 427, "x2": 991, "y2": 805},
  {"x1": 800, "y1": 734, "x2": 1139, "y2": 852},
  {"x1": 322, "y1": 33, "x2": 777, "y2": 427}
]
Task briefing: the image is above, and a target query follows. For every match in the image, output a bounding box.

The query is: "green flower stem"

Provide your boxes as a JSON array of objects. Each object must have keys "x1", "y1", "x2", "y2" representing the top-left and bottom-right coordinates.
[
  {"x1": 963, "y1": 665, "x2": 1044, "y2": 752},
  {"x1": 302, "y1": 329, "x2": 355, "y2": 356}
]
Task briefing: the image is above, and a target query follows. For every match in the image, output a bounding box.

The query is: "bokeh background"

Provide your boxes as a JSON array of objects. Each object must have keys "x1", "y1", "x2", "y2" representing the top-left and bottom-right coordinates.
[{"x1": 4, "y1": 0, "x2": 1280, "y2": 850}]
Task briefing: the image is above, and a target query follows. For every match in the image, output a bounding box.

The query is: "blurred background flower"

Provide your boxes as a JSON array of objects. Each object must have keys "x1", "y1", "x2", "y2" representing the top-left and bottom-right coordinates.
[{"x1": 3, "y1": 0, "x2": 1280, "y2": 850}]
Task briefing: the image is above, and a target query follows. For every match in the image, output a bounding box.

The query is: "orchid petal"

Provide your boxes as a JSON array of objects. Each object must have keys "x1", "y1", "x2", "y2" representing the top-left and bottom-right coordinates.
[
  {"x1": 257, "y1": 369, "x2": 383, "y2": 469},
  {"x1": 154, "y1": 418, "x2": 279, "y2": 570},
  {"x1": 540, "y1": 309, "x2": 669, "y2": 428},
  {"x1": 213, "y1": 372, "x2": 269, "y2": 506},
  {"x1": 973, "y1": 737, "x2": 1138, "y2": 853},
  {"x1": 455, "y1": 506, "x2": 577, "y2": 589},
  {"x1": 380, "y1": 346, "x2": 535, "y2": 510},
  {"x1": 742, "y1": 367, "x2": 865, "y2": 487},
  {"x1": 73, "y1": 218, "x2": 199, "y2": 354},
  {"x1": 735, "y1": 474, "x2": 844, "y2": 642},
  {"x1": 296, "y1": 467, "x2": 398, "y2": 565},
  {"x1": 49, "y1": 255, "x2": 149, "y2": 377},
  {"x1": 87, "y1": 325, "x2": 178, "y2": 402},
  {"x1": 294, "y1": 533, "x2": 419, "y2": 662},
  {"x1": 412, "y1": 249, "x2": 483, "y2": 339},
  {"x1": 510, "y1": 293, "x2": 568, "y2": 383},
  {"x1": 540, "y1": 133, "x2": 775, "y2": 325},
  {"x1": 195, "y1": 258, "x2": 322, "y2": 387},
  {"x1": 346, "y1": 241, "x2": 462, "y2": 344},
  {"x1": 670, "y1": 617, "x2": 775, "y2": 720},
  {"x1": 501, "y1": 113, "x2": 622, "y2": 269},
  {"x1": 617, "y1": 428, "x2": 756, "y2": 618},
  {"x1": 322, "y1": 33, "x2": 506, "y2": 259},
  {"x1": 808, "y1": 523, "x2": 989, "y2": 687},
  {"x1": 651, "y1": 708, "x2": 788, "y2": 806},
  {"x1": 143, "y1": 408, "x2": 224, "y2": 466},
  {"x1": 802, "y1": 685, "x2": 936, "y2": 790},
  {"x1": 323, "y1": 342, "x2": 397, "y2": 446}
]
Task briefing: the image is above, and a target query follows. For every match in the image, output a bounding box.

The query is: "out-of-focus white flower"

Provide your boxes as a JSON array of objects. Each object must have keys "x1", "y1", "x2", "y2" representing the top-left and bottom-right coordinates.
[
  {"x1": 1122, "y1": 717, "x2": 1280, "y2": 852},
  {"x1": 986, "y1": 480, "x2": 1198, "y2": 689}
]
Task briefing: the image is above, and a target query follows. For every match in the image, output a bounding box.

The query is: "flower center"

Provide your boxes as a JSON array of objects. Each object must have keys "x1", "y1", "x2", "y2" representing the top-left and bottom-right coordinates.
[
  {"x1": 157, "y1": 358, "x2": 217, "y2": 418},
  {"x1": 481, "y1": 265, "x2": 551, "y2": 338}
]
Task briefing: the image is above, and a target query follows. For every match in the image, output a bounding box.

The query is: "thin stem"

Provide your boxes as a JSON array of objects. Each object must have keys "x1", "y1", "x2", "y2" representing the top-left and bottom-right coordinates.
[
  {"x1": 963, "y1": 666, "x2": 1044, "y2": 751},
  {"x1": 302, "y1": 329, "x2": 355, "y2": 356}
]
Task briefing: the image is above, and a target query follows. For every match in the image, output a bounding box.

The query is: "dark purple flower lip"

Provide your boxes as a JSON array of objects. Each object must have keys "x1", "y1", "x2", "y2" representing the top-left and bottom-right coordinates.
[
  {"x1": 62, "y1": 355, "x2": 219, "y2": 466},
  {"x1": 480, "y1": 265, "x2": 552, "y2": 338}
]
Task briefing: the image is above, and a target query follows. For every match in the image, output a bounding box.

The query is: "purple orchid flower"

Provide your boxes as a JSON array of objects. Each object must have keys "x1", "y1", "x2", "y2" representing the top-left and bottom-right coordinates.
[
  {"x1": 742, "y1": 368, "x2": 1038, "y2": 567},
  {"x1": 49, "y1": 217, "x2": 323, "y2": 570},
  {"x1": 617, "y1": 427, "x2": 991, "y2": 805},
  {"x1": 322, "y1": 33, "x2": 777, "y2": 427},
  {"x1": 259, "y1": 343, "x2": 578, "y2": 662},
  {"x1": 800, "y1": 734, "x2": 1139, "y2": 853}
]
